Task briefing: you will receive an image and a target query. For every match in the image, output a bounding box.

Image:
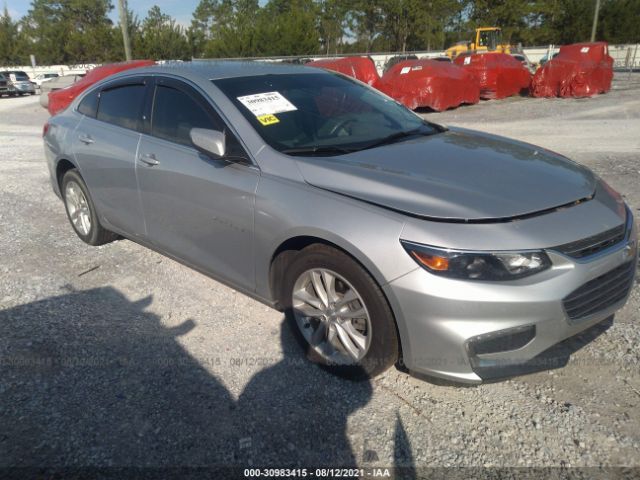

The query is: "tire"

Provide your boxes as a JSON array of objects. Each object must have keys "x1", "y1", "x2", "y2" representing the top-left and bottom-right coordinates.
[
  {"x1": 280, "y1": 244, "x2": 399, "y2": 379},
  {"x1": 61, "y1": 169, "x2": 117, "y2": 246}
]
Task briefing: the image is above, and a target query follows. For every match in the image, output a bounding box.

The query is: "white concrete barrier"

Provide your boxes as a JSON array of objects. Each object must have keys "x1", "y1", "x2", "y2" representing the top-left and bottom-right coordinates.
[
  {"x1": 3, "y1": 44, "x2": 638, "y2": 79},
  {"x1": 0, "y1": 64, "x2": 92, "y2": 78}
]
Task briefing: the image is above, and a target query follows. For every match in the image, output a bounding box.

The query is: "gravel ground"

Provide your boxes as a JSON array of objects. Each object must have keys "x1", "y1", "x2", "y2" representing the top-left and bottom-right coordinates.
[{"x1": 0, "y1": 74, "x2": 639, "y2": 474}]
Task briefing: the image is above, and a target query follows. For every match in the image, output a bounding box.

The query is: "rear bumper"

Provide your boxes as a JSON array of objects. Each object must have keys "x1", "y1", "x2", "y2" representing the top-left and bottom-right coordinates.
[{"x1": 386, "y1": 212, "x2": 638, "y2": 384}]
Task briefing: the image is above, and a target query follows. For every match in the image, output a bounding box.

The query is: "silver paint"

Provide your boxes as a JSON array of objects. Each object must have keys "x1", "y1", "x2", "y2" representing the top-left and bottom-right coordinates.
[{"x1": 44, "y1": 61, "x2": 638, "y2": 383}]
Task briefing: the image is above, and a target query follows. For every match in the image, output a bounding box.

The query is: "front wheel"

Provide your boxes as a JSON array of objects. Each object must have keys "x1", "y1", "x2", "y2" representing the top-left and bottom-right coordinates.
[
  {"x1": 62, "y1": 169, "x2": 117, "y2": 246},
  {"x1": 281, "y1": 244, "x2": 399, "y2": 379}
]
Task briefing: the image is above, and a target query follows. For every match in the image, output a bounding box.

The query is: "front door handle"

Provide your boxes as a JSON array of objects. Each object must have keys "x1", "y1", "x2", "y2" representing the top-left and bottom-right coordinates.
[
  {"x1": 78, "y1": 133, "x2": 94, "y2": 145},
  {"x1": 139, "y1": 153, "x2": 159, "y2": 166}
]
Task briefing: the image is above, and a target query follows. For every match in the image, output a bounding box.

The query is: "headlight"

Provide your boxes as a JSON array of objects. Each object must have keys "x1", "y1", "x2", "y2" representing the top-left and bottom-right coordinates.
[{"x1": 401, "y1": 241, "x2": 551, "y2": 281}]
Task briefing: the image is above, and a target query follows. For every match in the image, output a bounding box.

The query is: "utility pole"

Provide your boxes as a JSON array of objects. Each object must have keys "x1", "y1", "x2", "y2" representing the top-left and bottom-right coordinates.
[
  {"x1": 117, "y1": 0, "x2": 132, "y2": 61},
  {"x1": 590, "y1": 0, "x2": 601, "y2": 42}
]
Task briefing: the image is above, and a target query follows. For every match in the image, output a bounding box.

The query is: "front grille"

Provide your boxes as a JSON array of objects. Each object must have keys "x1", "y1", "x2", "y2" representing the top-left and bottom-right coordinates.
[
  {"x1": 563, "y1": 262, "x2": 635, "y2": 321},
  {"x1": 554, "y1": 224, "x2": 626, "y2": 258}
]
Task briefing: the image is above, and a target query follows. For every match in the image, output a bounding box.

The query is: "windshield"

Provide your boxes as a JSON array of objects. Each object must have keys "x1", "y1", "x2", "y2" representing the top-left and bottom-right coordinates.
[
  {"x1": 9, "y1": 71, "x2": 30, "y2": 81},
  {"x1": 213, "y1": 72, "x2": 441, "y2": 156}
]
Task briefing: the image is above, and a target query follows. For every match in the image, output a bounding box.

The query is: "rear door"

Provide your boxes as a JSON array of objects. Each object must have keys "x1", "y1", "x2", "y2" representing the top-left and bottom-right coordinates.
[
  {"x1": 136, "y1": 77, "x2": 259, "y2": 289},
  {"x1": 72, "y1": 78, "x2": 147, "y2": 237}
]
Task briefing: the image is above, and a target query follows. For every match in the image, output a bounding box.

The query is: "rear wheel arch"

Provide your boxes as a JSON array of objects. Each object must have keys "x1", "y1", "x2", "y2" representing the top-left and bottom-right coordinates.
[
  {"x1": 60, "y1": 168, "x2": 117, "y2": 246},
  {"x1": 55, "y1": 158, "x2": 78, "y2": 190}
]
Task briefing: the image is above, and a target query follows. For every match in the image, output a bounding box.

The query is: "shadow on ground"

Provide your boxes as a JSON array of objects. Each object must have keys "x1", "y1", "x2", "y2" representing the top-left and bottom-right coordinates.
[{"x1": 0, "y1": 286, "x2": 414, "y2": 476}]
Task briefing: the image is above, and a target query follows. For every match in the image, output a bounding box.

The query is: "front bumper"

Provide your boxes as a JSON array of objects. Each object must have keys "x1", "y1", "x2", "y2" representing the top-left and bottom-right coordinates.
[{"x1": 386, "y1": 212, "x2": 638, "y2": 384}]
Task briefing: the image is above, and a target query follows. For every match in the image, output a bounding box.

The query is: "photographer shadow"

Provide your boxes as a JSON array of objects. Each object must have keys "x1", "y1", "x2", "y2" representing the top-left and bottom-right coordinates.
[{"x1": 0, "y1": 286, "x2": 415, "y2": 473}]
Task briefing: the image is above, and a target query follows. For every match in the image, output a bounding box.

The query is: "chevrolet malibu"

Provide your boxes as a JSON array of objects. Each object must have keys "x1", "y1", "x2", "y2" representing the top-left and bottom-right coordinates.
[{"x1": 43, "y1": 62, "x2": 638, "y2": 383}]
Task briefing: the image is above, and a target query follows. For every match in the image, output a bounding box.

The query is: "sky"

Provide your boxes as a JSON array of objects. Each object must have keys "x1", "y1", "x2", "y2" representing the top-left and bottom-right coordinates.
[{"x1": 5, "y1": 0, "x2": 211, "y2": 28}]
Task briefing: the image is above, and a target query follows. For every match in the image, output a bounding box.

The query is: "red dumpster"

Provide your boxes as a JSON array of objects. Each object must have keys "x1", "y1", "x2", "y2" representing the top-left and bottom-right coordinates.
[
  {"x1": 306, "y1": 57, "x2": 380, "y2": 87},
  {"x1": 454, "y1": 53, "x2": 531, "y2": 100},
  {"x1": 531, "y1": 42, "x2": 613, "y2": 98},
  {"x1": 376, "y1": 59, "x2": 480, "y2": 111}
]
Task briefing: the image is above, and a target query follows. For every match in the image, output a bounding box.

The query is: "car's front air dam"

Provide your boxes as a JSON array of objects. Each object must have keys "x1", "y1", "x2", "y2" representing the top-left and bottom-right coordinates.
[{"x1": 384, "y1": 235, "x2": 637, "y2": 384}]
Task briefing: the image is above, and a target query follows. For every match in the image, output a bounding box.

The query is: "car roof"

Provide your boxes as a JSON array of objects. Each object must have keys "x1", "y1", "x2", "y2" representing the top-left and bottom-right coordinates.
[{"x1": 114, "y1": 60, "x2": 327, "y2": 82}]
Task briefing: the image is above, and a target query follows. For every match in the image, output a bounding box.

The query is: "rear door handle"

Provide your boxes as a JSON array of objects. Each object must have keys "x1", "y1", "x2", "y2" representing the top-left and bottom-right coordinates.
[
  {"x1": 139, "y1": 153, "x2": 159, "y2": 166},
  {"x1": 78, "y1": 133, "x2": 94, "y2": 145}
]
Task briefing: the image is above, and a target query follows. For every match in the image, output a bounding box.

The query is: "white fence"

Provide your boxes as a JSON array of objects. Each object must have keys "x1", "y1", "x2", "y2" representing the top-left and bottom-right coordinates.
[
  {"x1": 0, "y1": 63, "x2": 93, "y2": 78},
  {"x1": 2, "y1": 44, "x2": 639, "y2": 78}
]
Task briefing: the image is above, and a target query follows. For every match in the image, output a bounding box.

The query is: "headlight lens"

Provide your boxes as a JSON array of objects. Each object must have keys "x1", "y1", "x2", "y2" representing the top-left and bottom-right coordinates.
[{"x1": 401, "y1": 241, "x2": 551, "y2": 281}]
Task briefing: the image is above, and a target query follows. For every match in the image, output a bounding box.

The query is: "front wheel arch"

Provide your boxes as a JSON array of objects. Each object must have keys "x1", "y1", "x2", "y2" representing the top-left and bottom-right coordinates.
[
  {"x1": 270, "y1": 236, "x2": 371, "y2": 309},
  {"x1": 269, "y1": 238, "x2": 404, "y2": 369},
  {"x1": 278, "y1": 243, "x2": 401, "y2": 378}
]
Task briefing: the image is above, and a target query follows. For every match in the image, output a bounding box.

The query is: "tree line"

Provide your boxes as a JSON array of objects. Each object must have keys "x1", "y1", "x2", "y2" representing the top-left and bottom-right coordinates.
[{"x1": 0, "y1": 0, "x2": 638, "y2": 66}]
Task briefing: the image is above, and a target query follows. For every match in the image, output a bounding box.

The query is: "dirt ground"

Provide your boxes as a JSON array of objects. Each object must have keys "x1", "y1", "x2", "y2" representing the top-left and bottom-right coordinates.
[{"x1": 0, "y1": 73, "x2": 639, "y2": 474}]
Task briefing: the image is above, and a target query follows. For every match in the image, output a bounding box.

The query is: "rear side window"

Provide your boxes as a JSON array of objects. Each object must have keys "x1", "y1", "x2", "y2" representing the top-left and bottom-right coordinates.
[
  {"x1": 77, "y1": 89, "x2": 99, "y2": 118},
  {"x1": 151, "y1": 85, "x2": 217, "y2": 146},
  {"x1": 96, "y1": 84, "x2": 145, "y2": 131}
]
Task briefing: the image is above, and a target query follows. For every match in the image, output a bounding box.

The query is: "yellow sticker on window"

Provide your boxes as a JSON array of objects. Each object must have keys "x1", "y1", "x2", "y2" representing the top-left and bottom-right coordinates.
[{"x1": 257, "y1": 114, "x2": 280, "y2": 126}]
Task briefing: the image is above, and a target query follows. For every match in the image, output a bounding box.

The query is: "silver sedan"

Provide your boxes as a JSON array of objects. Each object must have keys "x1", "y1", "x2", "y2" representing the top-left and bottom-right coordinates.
[{"x1": 43, "y1": 62, "x2": 638, "y2": 383}]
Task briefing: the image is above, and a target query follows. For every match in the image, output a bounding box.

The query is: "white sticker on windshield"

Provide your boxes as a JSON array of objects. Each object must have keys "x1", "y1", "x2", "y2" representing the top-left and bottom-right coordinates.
[
  {"x1": 400, "y1": 66, "x2": 411, "y2": 74},
  {"x1": 580, "y1": 47, "x2": 590, "y2": 53},
  {"x1": 237, "y1": 91, "x2": 297, "y2": 117},
  {"x1": 463, "y1": 56, "x2": 471, "y2": 65},
  {"x1": 412, "y1": 65, "x2": 423, "y2": 71}
]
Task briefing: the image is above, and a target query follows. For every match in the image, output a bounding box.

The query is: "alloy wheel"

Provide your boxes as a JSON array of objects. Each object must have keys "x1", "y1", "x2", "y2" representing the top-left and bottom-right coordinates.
[
  {"x1": 65, "y1": 181, "x2": 92, "y2": 236},
  {"x1": 292, "y1": 268, "x2": 372, "y2": 364}
]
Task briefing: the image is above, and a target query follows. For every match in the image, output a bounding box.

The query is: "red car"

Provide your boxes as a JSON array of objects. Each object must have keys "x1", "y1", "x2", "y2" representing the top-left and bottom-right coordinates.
[{"x1": 47, "y1": 60, "x2": 155, "y2": 116}]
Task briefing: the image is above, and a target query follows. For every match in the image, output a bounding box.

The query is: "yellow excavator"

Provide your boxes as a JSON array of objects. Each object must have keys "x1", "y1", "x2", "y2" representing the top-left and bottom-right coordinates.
[{"x1": 446, "y1": 27, "x2": 511, "y2": 59}]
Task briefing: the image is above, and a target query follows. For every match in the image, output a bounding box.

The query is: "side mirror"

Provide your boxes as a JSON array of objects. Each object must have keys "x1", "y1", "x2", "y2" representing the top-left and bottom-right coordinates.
[{"x1": 190, "y1": 128, "x2": 226, "y2": 158}]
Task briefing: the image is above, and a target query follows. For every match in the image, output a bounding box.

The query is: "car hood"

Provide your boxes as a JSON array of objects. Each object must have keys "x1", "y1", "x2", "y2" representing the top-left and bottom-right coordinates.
[{"x1": 294, "y1": 128, "x2": 596, "y2": 221}]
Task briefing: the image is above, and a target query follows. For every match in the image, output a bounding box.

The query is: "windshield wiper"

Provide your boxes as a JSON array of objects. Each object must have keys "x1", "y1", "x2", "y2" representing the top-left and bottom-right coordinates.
[
  {"x1": 358, "y1": 127, "x2": 438, "y2": 151},
  {"x1": 281, "y1": 145, "x2": 356, "y2": 156},
  {"x1": 281, "y1": 124, "x2": 444, "y2": 156}
]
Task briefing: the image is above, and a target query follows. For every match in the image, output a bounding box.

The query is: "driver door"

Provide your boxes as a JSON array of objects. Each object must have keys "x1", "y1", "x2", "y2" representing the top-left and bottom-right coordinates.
[{"x1": 135, "y1": 77, "x2": 259, "y2": 290}]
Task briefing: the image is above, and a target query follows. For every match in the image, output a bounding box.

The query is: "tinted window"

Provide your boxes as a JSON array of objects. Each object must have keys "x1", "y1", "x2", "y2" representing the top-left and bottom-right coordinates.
[
  {"x1": 77, "y1": 89, "x2": 99, "y2": 118},
  {"x1": 96, "y1": 84, "x2": 145, "y2": 130},
  {"x1": 151, "y1": 85, "x2": 216, "y2": 146}
]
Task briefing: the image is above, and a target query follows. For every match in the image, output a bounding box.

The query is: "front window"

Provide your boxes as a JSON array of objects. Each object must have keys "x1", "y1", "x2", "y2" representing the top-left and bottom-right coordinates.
[
  {"x1": 151, "y1": 85, "x2": 217, "y2": 147},
  {"x1": 213, "y1": 72, "x2": 441, "y2": 156}
]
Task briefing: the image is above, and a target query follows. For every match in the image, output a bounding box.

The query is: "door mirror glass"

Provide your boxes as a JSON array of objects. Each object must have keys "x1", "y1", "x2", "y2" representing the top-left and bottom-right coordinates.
[{"x1": 190, "y1": 128, "x2": 226, "y2": 158}]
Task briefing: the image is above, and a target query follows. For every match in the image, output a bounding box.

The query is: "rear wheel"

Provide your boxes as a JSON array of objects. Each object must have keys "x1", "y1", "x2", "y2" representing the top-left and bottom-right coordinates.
[
  {"x1": 280, "y1": 244, "x2": 399, "y2": 379},
  {"x1": 62, "y1": 169, "x2": 117, "y2": 246}
]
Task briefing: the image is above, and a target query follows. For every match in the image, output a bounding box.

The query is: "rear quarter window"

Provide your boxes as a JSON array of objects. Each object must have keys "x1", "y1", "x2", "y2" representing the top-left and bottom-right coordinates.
[{"x1": 77, "y1": 89, "x2": 100, "y2": 118}]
